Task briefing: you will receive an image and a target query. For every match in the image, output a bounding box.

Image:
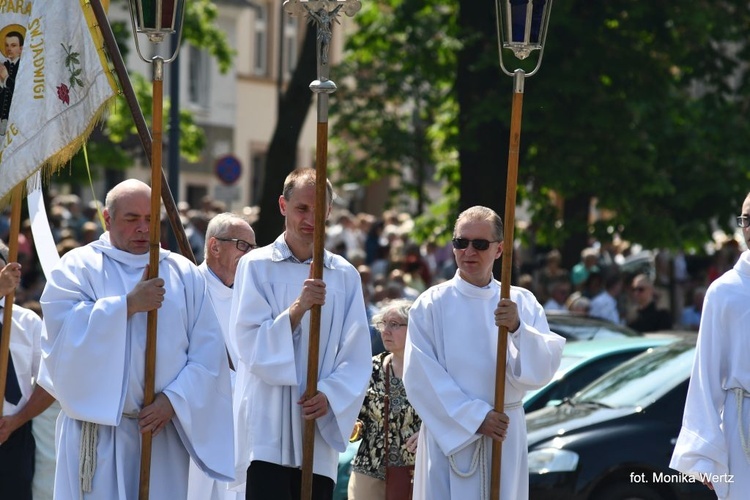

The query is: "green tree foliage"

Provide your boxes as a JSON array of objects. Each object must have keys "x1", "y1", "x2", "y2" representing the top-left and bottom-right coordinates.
[
  {"x1": 330, "y1": 0, "x2": 460, "y2": 243},
  {"x1": 64, "y1": 0, "x2": 233, "y2": 180},
  {"x1": 332, "y1": 0, "x2": 750, "y2": 256}
]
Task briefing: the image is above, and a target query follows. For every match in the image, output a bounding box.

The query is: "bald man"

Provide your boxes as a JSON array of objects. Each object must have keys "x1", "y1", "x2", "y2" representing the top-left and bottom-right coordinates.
[{"x1": 37, "y1": 179, "x2": 234, "y2": 500}]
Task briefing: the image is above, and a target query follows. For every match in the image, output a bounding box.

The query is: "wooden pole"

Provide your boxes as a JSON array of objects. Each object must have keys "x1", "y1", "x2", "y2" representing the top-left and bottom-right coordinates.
[
  {"x1": 89, "y1": 0, "x2": 195, "y2": 265},
  {"x1": 0, "y1": 185, "x2": 23, "y2": 415},
  {"x1": 301, "y1": 121, "x2": 329, "y2": 499},
  {"x1": 139, "y1": 58, "x2": 164, "y2": 500},
  {"x1": 490, "y1": 70, "x2": 525, "y2": 499}
]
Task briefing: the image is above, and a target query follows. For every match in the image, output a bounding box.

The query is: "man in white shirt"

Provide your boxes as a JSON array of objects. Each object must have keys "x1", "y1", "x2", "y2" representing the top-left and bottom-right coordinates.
[
  {"x1": 403, "y1": 206, "x2": 565, "y2": 500},
  {"x1": 0, "y1": 242, "x2": 55, "y2": 499},
  {"x1": 230, "y1": 168, "x2": 371, "y2": 499},
  {"x1": 188, "y1": 212, "x2": 256, "y2": 500},
  {"x1": 38, "y1": 179, "x2": 234, "y2": 500},
  {"x1": 670, "y1": 192, "x2": 750, "y2": 499},
  {"x1": 589, "y1": 272, "x2": 622, "y2": 324}
]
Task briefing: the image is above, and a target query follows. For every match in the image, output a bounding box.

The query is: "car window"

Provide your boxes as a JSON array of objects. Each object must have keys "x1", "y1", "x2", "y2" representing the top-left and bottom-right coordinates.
[
  {"x1": 527, "y1": 352, "x2": 643, "y2": 413},
  {"x1": 573, "y1": 344, "x2": 695, "y2": 408}
]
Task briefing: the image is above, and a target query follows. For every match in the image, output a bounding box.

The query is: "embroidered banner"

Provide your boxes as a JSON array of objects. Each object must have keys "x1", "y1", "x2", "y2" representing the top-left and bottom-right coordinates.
[{"x1": 0, "y1": 0, "x2": 117, "y2": 203}]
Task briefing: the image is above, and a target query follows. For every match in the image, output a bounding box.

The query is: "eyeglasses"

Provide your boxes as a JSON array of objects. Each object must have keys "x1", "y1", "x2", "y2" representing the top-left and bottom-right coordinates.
[
  {"x1": 216, "y1": 237, "x2": 257, "y2": 253},
  {"x1": 633, "y1": 286, "x2": 647, "y2": 293},
  {"x1": 375, "y1": 320, "x2": 407, "y2": 331},
  {"x1": 451, "y1": 238, "x2": 500, "y2": 251},
  {"x1": 737, "y1": 215, "x2": 750, "y2": 228}
]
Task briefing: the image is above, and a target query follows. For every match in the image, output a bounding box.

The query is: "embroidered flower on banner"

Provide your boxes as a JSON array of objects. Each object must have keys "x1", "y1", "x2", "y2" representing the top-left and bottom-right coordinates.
[
  {"x1": 56, "y1": 84, "x2": 70, "y2": 104},
  {"x1": 56, "y1": 44, "x2": 84, "y2": 106}
]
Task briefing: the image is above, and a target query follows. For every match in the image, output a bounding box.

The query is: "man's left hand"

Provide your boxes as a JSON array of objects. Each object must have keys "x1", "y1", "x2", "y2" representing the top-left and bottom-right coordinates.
[
  {"x1": 494, "y1": 298, "x2": 521, "y2": 333},
  {"x1": 0, "y1": 414, "x2": 21, "y2": 444},
  {"x1": 298, "y1": 391, "x2": 329, "y2": 420},
  {"x1": 139, "y1": 393, "x2": 175, "y2": 437}
]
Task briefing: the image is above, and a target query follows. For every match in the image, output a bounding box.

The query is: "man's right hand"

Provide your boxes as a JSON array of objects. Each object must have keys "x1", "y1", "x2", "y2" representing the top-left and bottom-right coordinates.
[
  {"x1": 478, "y1": 410, "x2": 509, "y2": 442},
  {"x1": 0, "y1": 262, "x2": 21, "y2": 296},
  {"x1": 289, "y1": 267, "x2": 326, "y2": 330},
  {"x1": 126, "y1": 265, "x2": 165, "y2": 317}
]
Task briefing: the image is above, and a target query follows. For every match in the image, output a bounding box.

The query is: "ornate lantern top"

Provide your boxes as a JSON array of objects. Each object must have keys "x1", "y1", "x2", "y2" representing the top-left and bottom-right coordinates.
[
  {"x1": 128, "y1": 0, "x2": 186, "y2": 62},
  {"x1": 496, "y1": 0, "x2": 554, "y2": 76}
]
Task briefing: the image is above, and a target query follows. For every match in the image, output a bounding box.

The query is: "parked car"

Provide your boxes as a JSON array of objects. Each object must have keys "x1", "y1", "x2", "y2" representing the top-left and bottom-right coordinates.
[
  {"x1": 523, "y1": 335, "x2": 682, "y2": 413},
  {"x1": 546, "y1": 312, "x2": 641, "y2": 341},
  {"x1": 526, "y1": 339, "x2": 713, "y2": 500}
]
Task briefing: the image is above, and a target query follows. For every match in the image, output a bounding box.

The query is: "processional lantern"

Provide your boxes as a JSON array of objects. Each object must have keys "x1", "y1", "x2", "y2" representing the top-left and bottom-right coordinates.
[
  {"x1": 491, "y1": 0, "x2": 555, "y2": 498},
  {"x1": 496, "y1": 0, "x2": 553, "y2": 73},
  {"x1": 126, "y1": 0, "x2": 186, "y2": 498}
]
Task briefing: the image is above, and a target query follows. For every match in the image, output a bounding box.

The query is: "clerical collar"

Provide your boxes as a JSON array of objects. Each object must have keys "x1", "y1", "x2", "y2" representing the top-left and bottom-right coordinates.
[{"x1": 271, "y1": 233, "x2": 333, "y2": 269}]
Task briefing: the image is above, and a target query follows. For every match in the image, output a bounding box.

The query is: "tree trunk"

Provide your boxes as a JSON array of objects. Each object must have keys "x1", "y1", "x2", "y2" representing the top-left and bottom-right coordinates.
[
  {"x1": 560, "y1": 194, "x2": 591, "y2": 270},
  {"x1": 457, "y1": 0, "x2": 511, "y2": 280},
  {"x1": 254, "y1": 24, "x2": 318, "y2": 245}
]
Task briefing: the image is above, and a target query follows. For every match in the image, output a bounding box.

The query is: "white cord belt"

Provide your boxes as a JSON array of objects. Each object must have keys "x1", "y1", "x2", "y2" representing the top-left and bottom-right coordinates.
[
  {"x1": 79, "y1": 411, "x2": 140, "y2": 498},
  {"x1": 447, "y1": 400, "x2": 522, "y2": 500},
  {"x1": 732, "y1": 388, "x2": 750, "y2": 463}
]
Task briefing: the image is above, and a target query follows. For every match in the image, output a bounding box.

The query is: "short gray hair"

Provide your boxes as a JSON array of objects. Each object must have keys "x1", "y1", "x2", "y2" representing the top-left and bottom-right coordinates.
[
  {"x1": 204, "y1": 212, "x2": 249, "y2": 255},
  {"x1": 372, "y1": 299, "x2": 413, "y2": 326},
  {"x1": 454, "y1": 206, "x2": 504, "y2": 242}
]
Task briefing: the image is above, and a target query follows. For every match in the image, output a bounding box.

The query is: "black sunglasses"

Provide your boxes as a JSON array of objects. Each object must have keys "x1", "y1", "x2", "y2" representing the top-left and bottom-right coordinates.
[
  {"x1": 216, "y1": 237, "x2": 257, "y2": 253},
  {"x1": 451, "y1": 238, "x2": 500, "y2": 251}
]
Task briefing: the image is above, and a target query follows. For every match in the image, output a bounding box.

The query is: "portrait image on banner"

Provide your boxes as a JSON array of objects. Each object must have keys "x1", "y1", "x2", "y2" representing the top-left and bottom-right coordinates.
[{"x1": 0, "y1": 0, "x2": 117, "y2": 203}]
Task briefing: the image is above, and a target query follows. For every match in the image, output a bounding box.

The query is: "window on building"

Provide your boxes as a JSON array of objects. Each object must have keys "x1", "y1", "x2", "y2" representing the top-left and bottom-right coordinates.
[
  {"x1": 254, "y1": 4, "x2": 269, "y2": 77},
  {"x1": 188, "y1": 45, "x2": 210, "y2": 107},
  {"x1": 283, "y1": 14, "x2": 299, "y2": 78}
]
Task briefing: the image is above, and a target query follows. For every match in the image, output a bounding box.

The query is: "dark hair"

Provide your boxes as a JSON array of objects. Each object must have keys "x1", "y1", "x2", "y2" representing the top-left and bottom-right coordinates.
[{"x1": 6, "y1": 31, "x2": 24, "y2": 46}]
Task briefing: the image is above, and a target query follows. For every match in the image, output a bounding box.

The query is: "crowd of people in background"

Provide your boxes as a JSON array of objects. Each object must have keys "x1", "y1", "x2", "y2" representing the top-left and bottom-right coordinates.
[{"x1": 1, "y1": 187, "x2": 741, "y2": 346}]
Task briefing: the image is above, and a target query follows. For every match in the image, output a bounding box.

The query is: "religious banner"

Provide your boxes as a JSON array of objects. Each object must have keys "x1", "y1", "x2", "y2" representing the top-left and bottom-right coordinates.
[{"x1": 0, "y1": 0, "x2": 117, "y2": 203}]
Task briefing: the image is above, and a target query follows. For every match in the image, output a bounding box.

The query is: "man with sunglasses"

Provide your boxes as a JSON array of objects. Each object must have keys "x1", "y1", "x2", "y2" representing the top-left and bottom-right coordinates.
[
  {"x1": 37, "y1": 179, "x2": 234, "y2": 500},
  {"x1": 403, "y1": 205, "x2": 565, "y2": 500},
  {"x1": 0, "y1": 242, "x2": 55, "y2": 499},
  {"x1": 188, "y1": 212, "x2": 256, "y2": 500},
  {"x1": 626, "y1": 273, "x2": 671, "y2": 333},
  {"x1": 671, "y1": 193, "x2": 750, "y2": 499}
]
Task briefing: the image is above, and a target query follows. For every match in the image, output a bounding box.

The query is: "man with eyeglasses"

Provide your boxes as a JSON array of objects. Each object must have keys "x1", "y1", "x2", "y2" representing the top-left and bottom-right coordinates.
[
  {"x1": 671, "y1": 193, "x2": 750, "y2": 499},
  {"x1": 188, "y1": 212, "x2": 256, "y2": 500},
  {"x1": 37, "y1": 179, "x2": 234, "y2": 500},
  {"x1": 0, "y1": 241, "x2": 55, "y2": 499},
  {"x1": 403, "y1": 205, "x2": 565, "y2": 500},
  {"x1": 229, "y1": 168, "x2": 371, "y2": 499}
]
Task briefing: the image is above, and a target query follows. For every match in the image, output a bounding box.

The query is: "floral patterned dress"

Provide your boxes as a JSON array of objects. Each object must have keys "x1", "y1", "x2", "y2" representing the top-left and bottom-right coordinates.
[{"x1": 351, "y1": 352, "x2": 421, "y2": 480}]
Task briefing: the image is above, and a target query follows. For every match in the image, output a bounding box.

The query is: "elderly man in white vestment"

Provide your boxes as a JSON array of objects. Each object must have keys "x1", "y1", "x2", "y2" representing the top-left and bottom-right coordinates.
[
  {"x1": 670, "y1": 192, "x2": 750, "y2": 500},
  {"x1": 229, "y1": 168, "x2": 371, "y2": 499},
  {"x1": 188, "y1": 212, "x2": 256, "y2": 500},
  {"x1": 37, "y1": 179, "x2": 234, "y2": 500},
  {"x1": 403, "y1": 205, "x2": 565, "y2": 500}
]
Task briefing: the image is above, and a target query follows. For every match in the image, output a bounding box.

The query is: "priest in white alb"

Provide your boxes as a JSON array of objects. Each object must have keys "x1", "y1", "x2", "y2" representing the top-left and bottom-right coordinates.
[
  {"x1": 403, "y1": 206, "x2": 565, "y2": 500},
  {"x1": 37, "y1": 179, "x2": 234, "y2": 500},
  {"x1": 187, "y1": 212, "x2": 257, "y2": 500},
  {"x1": 670, "y1": 192, "x2": 750, "y2": 500},
  {"x1": 229, "y1": 168, "x2": 371, "y2": 498}
]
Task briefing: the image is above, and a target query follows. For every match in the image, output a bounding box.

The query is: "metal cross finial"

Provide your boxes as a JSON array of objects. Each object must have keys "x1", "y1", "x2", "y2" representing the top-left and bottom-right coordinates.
[{"x1": 284, "y1": 0, "x2": 361, "y2": 66}]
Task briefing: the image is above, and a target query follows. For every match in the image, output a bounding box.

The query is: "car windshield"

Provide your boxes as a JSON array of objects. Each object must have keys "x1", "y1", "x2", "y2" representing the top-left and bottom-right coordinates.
[
  {"x1": 570, "y1": 342, "x2": 695, "y2": 409},
  {"x1": 546, "y1": 316, "x2": 640, "y2": 341}
]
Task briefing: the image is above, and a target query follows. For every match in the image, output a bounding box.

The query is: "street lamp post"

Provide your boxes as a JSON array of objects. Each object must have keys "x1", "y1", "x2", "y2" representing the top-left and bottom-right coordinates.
[
  {"x1": 491, "y1": 0, "x2": 554, "y2": 497},
  {"x1": 126, "y1": 1, "x2": 186, "y2": 498}
]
